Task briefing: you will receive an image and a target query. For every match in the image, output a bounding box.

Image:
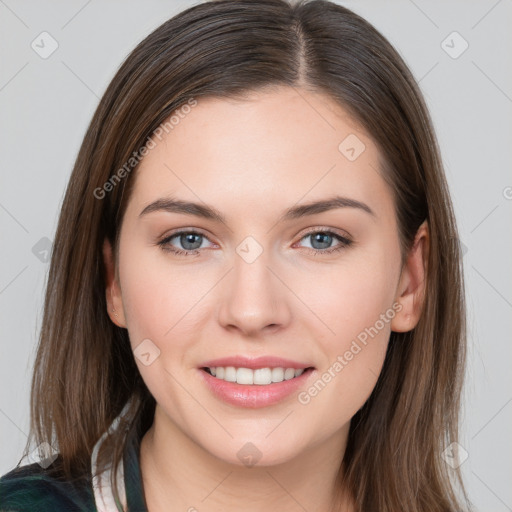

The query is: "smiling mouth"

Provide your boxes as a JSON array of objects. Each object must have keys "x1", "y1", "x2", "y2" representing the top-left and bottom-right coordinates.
[{"x1": 201, "y1": 366, "x2": 315, "y2": 385}]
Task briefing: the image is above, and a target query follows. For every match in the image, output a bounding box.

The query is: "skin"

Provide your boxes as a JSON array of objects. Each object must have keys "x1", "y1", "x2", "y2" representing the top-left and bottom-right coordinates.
[{"x1": 103, "y1": 86, "x2": 428, "y2": 512}]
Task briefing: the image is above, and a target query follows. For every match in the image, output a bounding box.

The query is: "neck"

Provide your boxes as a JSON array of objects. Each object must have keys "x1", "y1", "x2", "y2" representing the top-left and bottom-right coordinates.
[{"x1": 139, "y1": 405, "x2": 354, "y2": 512}]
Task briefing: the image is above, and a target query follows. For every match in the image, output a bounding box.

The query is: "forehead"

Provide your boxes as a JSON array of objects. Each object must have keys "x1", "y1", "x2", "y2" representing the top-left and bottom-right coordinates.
[{"x1": 128, "y1": 87, "x2": 393, "y2": 224}]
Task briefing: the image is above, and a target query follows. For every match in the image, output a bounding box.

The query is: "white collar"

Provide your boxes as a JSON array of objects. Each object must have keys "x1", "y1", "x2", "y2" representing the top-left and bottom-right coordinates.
[{"x1": 91, "y1": 402, "x2": 132, "y2": 511}]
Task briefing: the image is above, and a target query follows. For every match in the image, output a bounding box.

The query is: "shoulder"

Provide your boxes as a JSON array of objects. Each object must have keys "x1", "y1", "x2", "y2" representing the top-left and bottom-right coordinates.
[{"x1": 0, "y1": 456, "x2": 96, "y2": 512}]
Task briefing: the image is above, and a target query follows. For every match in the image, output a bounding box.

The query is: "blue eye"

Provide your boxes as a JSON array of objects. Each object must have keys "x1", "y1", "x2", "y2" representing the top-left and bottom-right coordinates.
[
  {"x1": 157, "y1": 229, "x2": 352, "y2": 257},
  {"x1": 297, "y1": 230, "x2": 352, "y2": 255},
  {"x1": 158, "y1": 231, "x2": 212, "y2": 256}
]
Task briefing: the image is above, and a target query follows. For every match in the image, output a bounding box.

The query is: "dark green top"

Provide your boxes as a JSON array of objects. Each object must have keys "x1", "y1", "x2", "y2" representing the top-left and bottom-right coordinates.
[{"x1": 0, "y1": 426, "x2": 148, "y2": 512}]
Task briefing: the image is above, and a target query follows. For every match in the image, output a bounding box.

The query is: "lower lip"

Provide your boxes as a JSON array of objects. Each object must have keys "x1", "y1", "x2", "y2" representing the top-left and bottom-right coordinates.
[{"x1": 198, "y1": 368, "x2": 315, "y2": 408}]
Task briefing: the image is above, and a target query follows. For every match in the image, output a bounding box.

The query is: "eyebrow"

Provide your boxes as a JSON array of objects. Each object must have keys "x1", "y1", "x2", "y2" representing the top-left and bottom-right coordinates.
[{"x1": 138, "y1": 195, "x2": 376, "y2": 223}]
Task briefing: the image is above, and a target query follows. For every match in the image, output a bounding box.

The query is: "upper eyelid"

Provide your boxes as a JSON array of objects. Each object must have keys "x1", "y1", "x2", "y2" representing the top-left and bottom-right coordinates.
[
  {"x1": 297, "y1": 226, "x2": 351, "y2": 239},
  {"x1": 163, "y1": 228, "x2": 216, "y2": 244}
]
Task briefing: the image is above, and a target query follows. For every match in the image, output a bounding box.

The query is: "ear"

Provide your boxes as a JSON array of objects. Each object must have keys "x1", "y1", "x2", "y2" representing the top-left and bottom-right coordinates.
[
  {"x1": 390, "y1": 220, "x2": 429, "y2": 333},
  {"x1": 103, "y1": 238, "x2": 127, "y2": 328}
]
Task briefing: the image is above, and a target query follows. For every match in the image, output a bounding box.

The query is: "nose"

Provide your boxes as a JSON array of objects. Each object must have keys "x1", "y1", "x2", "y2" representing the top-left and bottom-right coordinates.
[{"x1": 217, "y1": 248, "x2": 292, "y2": 337}]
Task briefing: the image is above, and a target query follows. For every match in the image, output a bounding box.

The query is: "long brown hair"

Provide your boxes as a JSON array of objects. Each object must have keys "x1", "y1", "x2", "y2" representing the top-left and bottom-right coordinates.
[{"x1": 19, "y1": 0, "x2": 469, "y2": 510}]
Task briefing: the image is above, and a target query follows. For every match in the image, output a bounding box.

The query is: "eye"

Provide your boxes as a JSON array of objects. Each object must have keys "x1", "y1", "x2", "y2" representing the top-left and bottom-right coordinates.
[
  {"x1": 296, "y1": 229, "x2": 353, "y2": 255},
  {"x1": 157, "y1": 228, "x2": 353, "y2": 257},
  {"x1": 157, "y1": 230, "x2": 215, "y2": 256}
]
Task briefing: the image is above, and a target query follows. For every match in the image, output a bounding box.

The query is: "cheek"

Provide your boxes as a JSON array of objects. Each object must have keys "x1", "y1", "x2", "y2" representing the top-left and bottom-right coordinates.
[
  {"x1": 327, "y1": 270, "x2": 395, "y2": 344},
  {"x1": 118, "y1": 241, "x2": 213, "y2": 349},
  {"x1": 294, "y1": 289, "x2": 393, "y2": 435},
  {"x1": 295, "y1": 243, "x2": 399, "y2": 406},
  {"x1": 297, "y1": 247, "x2": 399, "y2": 344}
]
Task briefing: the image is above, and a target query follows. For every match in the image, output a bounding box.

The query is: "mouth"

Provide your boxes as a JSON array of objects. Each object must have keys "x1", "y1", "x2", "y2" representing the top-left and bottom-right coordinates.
[
  {"x1": 198, "y1": 364, "x2": 316, "y2": 408},
  {"x1": 197, "y1": 356, "x2": 316, "y2": 407},
  {"x1": 200, "y1": 366, "x2": 315, "y2": 385}
]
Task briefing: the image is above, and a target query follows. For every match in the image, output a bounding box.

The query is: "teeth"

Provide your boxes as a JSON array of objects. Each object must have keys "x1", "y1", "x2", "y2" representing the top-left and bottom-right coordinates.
[
  {"x1": 206, "y1": 366, "x2": 306, "y2": 385},
  {"x1": 225, "y1": 367, "x2": 237, "y2": 382}
]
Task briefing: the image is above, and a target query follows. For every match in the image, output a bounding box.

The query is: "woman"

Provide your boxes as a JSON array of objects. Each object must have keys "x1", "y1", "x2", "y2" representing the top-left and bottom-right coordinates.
[{"x1": 0, "y1": 0, "x2": 470, "y2": 510}]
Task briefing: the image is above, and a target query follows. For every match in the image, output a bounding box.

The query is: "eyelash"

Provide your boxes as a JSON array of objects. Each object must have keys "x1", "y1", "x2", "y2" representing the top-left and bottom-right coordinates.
[{"x1": 157, "y1": 228, "x2": 353, "y2": 257}]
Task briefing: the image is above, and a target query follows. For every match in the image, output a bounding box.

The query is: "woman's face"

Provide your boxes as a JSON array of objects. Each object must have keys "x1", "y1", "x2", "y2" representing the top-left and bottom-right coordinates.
[{"x1": 107, "y1": 86, "x2": 419, "y2": 467}]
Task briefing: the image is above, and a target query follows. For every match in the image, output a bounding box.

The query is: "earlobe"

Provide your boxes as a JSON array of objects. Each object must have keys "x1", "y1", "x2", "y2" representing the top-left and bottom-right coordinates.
[
  {"x1": 390, "y1": 220, "x2": 429, "y2": 333},
  {"x1": 102, "y1": 238, "x2": 127, "y2": 328}
]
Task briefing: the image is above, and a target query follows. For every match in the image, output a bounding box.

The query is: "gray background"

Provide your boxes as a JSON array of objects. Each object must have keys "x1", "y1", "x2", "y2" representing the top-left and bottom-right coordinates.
[{"x1": 1, "y1": 1, "x2": 511, "y2": 510}]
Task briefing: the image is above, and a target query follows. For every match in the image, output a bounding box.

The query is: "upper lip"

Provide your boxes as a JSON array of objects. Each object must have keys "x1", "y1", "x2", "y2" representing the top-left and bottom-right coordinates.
[{"x1": 200, "y1": 356, "x2": 314, "y2": 370}]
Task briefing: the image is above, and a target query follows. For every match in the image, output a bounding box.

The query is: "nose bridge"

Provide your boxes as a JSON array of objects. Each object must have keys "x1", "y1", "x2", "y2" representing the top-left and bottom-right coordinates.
[{"x1": 217, "y1": 239, "x2": 290, "y2": 335}]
